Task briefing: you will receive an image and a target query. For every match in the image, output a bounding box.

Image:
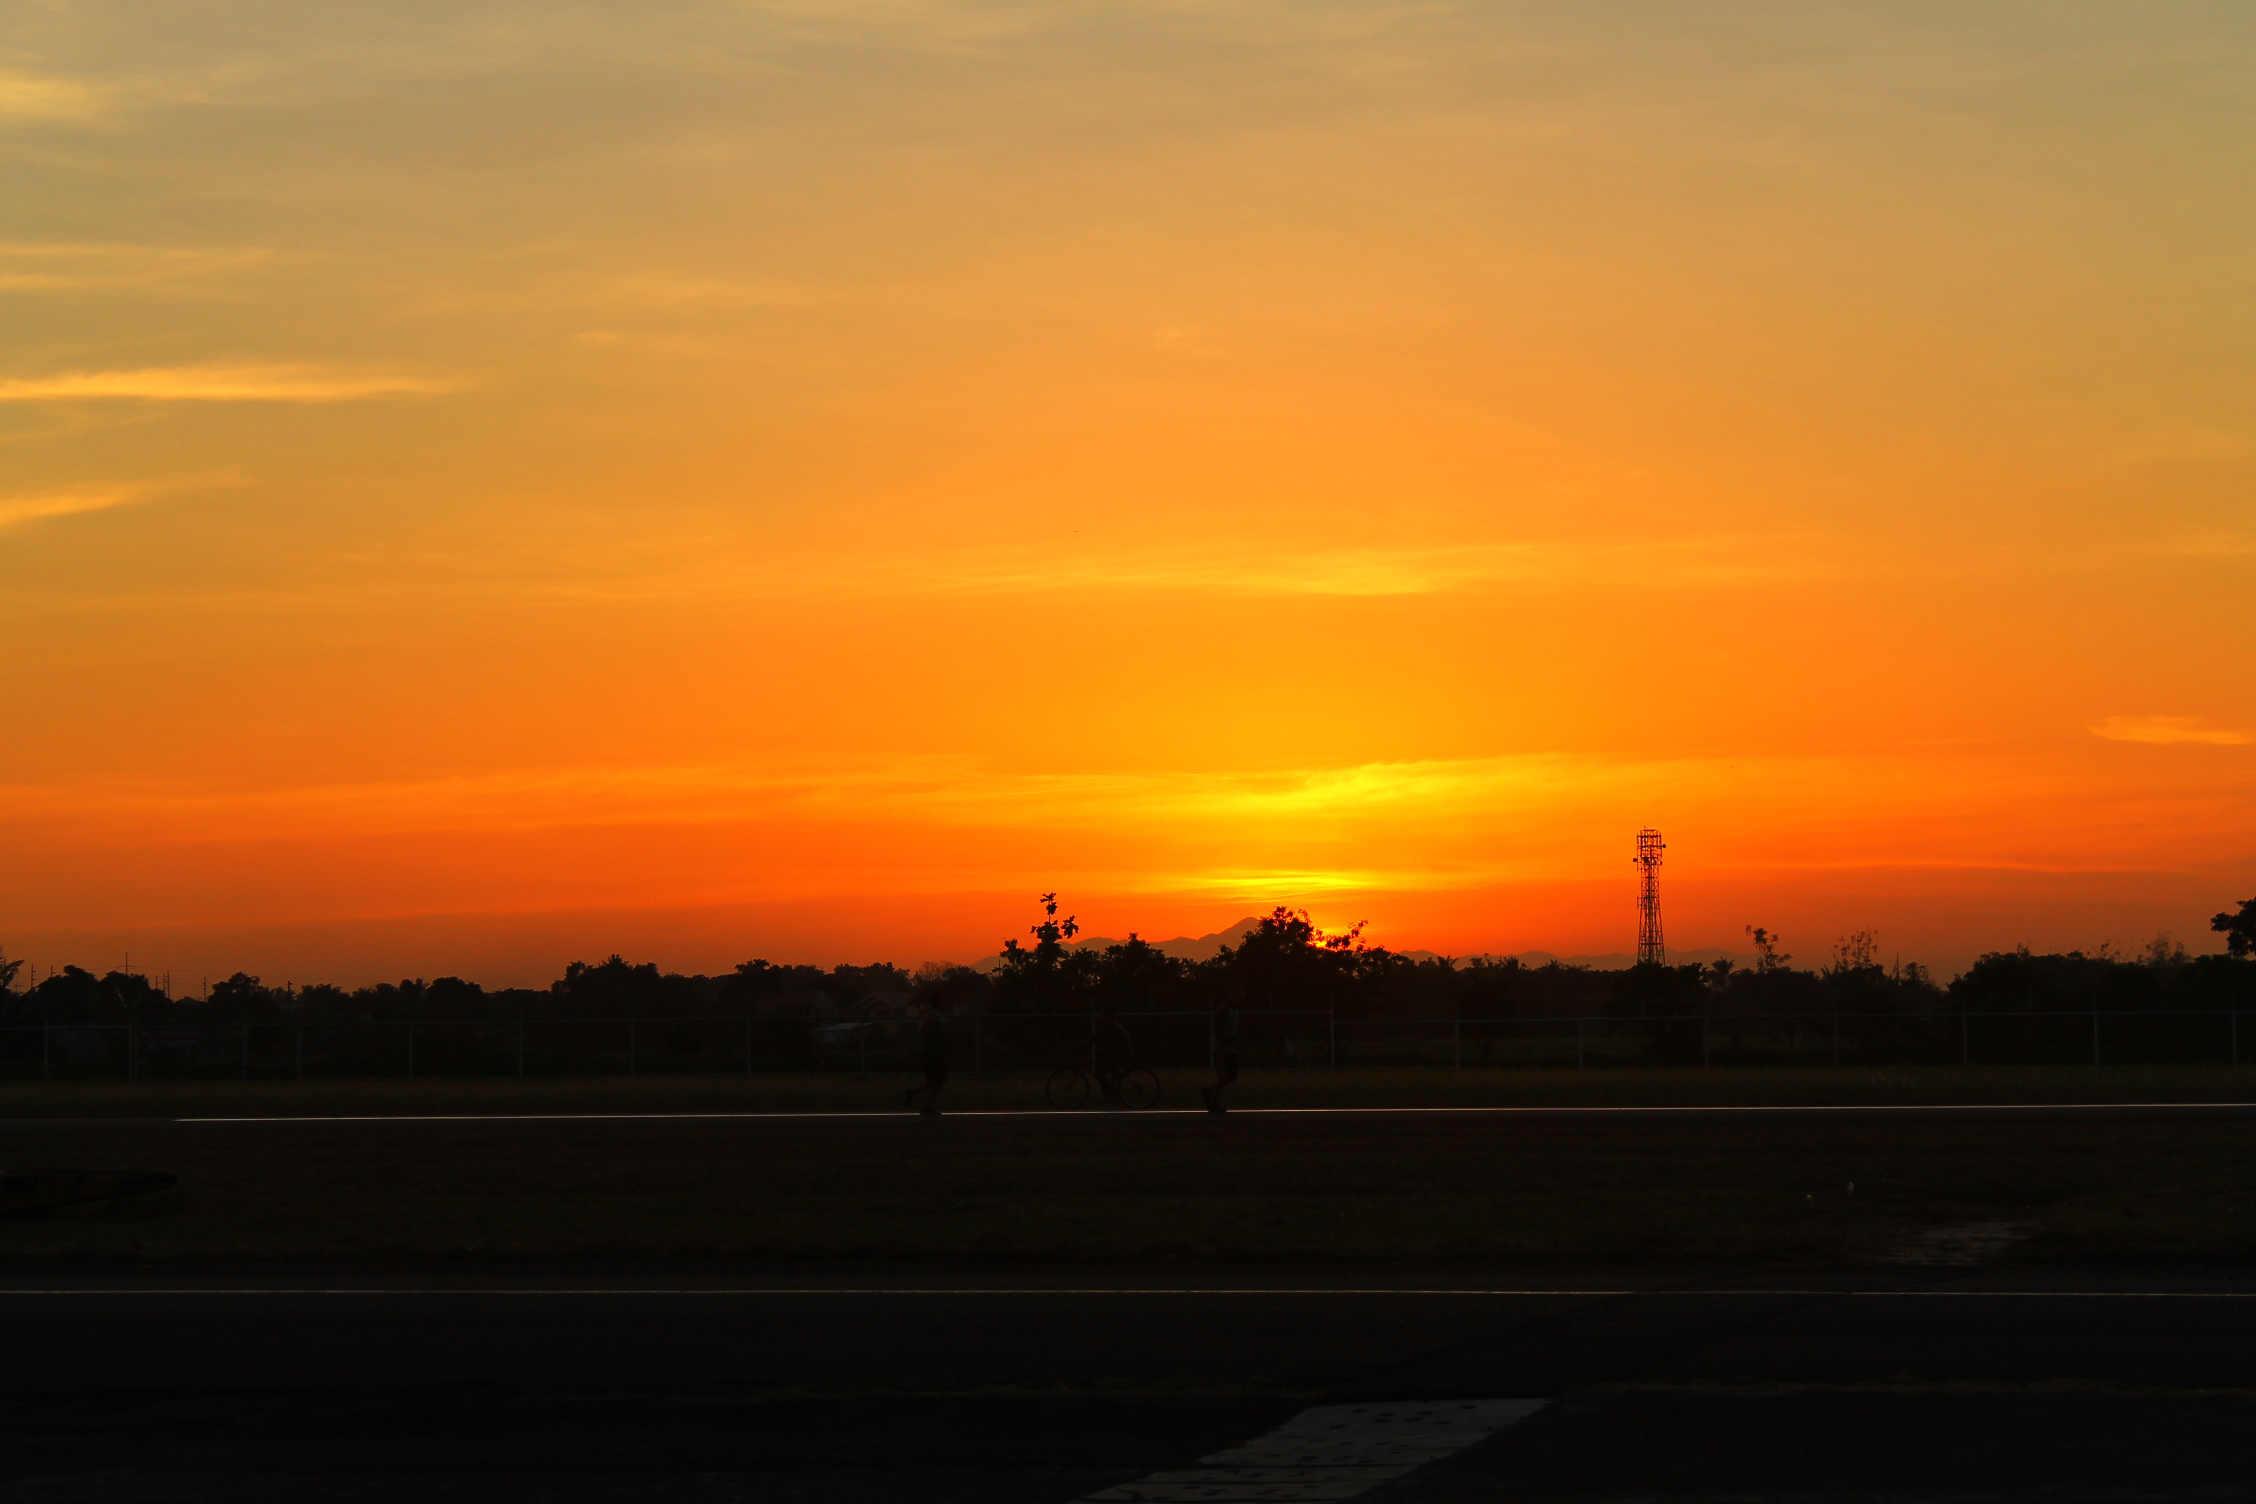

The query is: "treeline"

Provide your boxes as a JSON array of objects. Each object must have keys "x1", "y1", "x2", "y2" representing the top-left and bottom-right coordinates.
[
  {"x1": 0, "y1": 954, "x2": 919, "y2": 1028},
  {"x1": 4, "y1": 897, "x2": 2253, "y2": 1028}
]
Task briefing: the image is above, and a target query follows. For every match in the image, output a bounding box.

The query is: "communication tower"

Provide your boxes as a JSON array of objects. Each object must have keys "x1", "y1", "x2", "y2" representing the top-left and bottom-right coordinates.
[{"x1": 1633, "y1": 828, "x2": 1666, "y2": 966}]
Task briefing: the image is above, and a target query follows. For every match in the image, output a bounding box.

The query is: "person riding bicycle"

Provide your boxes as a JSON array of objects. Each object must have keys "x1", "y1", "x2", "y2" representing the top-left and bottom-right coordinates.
[{"x1": 1089, "y1": 1006, "x2": 1133, "y2": 1105}]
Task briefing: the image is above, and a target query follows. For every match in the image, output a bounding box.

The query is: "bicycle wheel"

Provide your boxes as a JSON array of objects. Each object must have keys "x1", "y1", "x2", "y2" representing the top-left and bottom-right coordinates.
[
  {"x1": 1119, "y1": 1067, "x2": 1161, "y2": 1110},
  {"x1": 1045, "y1": 1068, "x2": 1089, "y2": 1110}
]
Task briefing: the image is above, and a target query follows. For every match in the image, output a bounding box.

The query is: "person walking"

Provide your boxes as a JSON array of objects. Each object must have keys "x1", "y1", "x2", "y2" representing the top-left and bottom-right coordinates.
[
  {"x1": 1202, "y1": 998, "x2": 1241, "y2": 1113},
  {"x1": 905, "y1": 998, "x2": 951, "y2": 1116}
]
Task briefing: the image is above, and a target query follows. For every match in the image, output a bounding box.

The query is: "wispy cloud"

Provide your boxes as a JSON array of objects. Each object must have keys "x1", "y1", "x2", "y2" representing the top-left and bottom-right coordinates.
[
  {"x1": 0, "y1": 484, "x2": 146, "y2": 531},
  {"x1": 0, "y1": 365, "x2": 462, "y2": 403},
  {"x1": 0, "y1": 753, "x2": 1626, "y2": 842},
  {"x1": 0, "y1": 243, "x2": 272, "y2": 292},
  {"x1": 0, "y1": 472, "x2": 242, "y2": 533},
  {"x1": 0, "y1": 70, "x2": 109, "y2": 122},
  {"x1": 8, "y1": 746, "x2": 2244, "y2": 912},
  {"x1": 2089, "y1": 716, "x2": 2250, "y2": 747},
  {"x1": 888, "y1": 535, "x2": 1829, "y2": 599},
  {"x1": 2107, "y1": 421, "x2": 2248, "y2": 464},
  {"x1": 2155, "y1": 532, "x2": 2256, "y2": 560}
]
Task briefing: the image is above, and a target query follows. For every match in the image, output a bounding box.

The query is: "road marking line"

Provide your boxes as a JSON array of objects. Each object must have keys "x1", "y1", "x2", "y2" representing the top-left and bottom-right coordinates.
[
  {"x1": 1, "y1": 1287, "x2": 2254, "y2": 1299},
  {"x1": 147, "y1": 1101, "x2": 2256, "y2": 1124},
  {"x1": 1073, "y1": 1400, "x2": 1546, "y2": 1504}
]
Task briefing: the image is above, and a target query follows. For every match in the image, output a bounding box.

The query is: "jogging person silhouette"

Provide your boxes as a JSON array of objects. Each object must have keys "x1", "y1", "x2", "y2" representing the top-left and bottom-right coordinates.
[
  {"x1": 905, "y1": 998, "x2": 950, "y2": 1116},
  {"x1": 1202, "y1": 997, "x2": 1241, "y2": 1113}
]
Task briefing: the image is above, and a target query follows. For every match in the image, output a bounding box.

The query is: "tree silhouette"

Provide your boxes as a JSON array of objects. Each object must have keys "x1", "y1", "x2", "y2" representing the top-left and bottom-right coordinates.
[
  {"x1": 2213, "y1": 897, "x2": 2256, "y2": 959},
  {"x1": 1218, "y1": 906, "x2": 1378, "y2": 1015},
  {"x1": 995, "y1": 893, "x2": 1093, "y2": 1013},
  {"x1": 1826, "y1": 930, "x2": 1880, "y2": 977},
  {"x1": 1744, "y1": 926, "x2": 1791, "y2": 974}
]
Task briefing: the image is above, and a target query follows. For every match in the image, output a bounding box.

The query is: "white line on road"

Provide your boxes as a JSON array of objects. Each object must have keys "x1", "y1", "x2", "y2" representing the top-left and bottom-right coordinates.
[
  {"x1": 150, "y1": 1101, "x2": 2256, "y2": 1124},
  {"x1": 2, "y1": 1287, "x2": 2254, "y2": 1299}
]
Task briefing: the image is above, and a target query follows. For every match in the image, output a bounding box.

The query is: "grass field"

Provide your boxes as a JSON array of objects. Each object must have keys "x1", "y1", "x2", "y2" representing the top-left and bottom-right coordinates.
[
  {"x1": 5, "y1": 1068, "x2": 2255, "y2": 1267},
  {"x1": 6, "y1": 1063, "x2": 2256, "y2": 1119}
]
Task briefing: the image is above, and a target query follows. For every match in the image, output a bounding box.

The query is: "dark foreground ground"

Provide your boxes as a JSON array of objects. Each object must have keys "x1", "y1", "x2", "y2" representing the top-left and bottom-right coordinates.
[
  {"x1": 7, "y1": 1267, "x2": 2256, "y2": 1502},
  {"x1": 8, "y1": 1097, "x2": 2256, "y2": 1261},
  {"x1": 7, "y1": 1100, "x2": 2256, "y2": 1498}
]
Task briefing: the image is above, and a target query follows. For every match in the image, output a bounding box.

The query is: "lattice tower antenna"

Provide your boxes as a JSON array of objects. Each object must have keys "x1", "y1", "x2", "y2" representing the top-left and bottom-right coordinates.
[{"x1": 1633, "y1": 828, "x2": 1666, "y2": 966}]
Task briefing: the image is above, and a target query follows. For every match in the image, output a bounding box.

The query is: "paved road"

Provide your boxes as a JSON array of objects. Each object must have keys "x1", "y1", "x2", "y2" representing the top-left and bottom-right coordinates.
[
  {"x1": 7, "y1": 1267, "x2": 2255, "y2": 1501},
  {"x1": 10, "y1": 1099, "x2": 2256, "y2": 1134},
  {"x1": 107, "y1": 1100, "x2": 2256, "y2": 1123}
]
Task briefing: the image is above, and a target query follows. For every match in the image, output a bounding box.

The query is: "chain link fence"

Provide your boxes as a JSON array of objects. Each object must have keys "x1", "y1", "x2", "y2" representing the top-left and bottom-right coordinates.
[{"x1": 1, "y1": 1007, "x2": 2249, "y2": 1082}]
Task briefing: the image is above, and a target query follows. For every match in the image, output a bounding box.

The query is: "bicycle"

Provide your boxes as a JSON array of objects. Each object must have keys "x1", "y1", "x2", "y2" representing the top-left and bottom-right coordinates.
[{"x1": 1045, "y1": 1057, "x2": 1161, "y2": 1110}]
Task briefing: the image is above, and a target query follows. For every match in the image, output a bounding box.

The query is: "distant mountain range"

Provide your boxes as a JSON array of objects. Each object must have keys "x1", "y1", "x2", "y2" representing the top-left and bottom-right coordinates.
[
  {"x1": 1062, "y1": 917, "x2": 1265, "y2": 962},
  {"x1": 1048, "y1": 917, "x2": 1750, "y2": 972},
  {"x1": 1475, "y1": 947, "x2": 1750, "y2": 971}
]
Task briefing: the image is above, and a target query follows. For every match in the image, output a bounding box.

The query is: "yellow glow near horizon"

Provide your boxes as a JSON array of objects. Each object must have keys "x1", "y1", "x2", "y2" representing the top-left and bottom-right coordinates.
[{"x1": 2, "y1": 2, "x2": 2251, "y2": 983}]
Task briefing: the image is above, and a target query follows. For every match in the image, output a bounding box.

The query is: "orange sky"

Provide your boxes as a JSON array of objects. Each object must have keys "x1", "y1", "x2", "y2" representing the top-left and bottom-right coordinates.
[{"x1": 3, "y1": 3, "x2": 2251, "y2": 985}]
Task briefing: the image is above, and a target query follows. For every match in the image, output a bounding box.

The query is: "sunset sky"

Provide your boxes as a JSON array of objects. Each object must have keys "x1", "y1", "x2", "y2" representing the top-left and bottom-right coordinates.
[{"x1": 4, "y1": 2, "x2": 2251, "y2": 985}]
